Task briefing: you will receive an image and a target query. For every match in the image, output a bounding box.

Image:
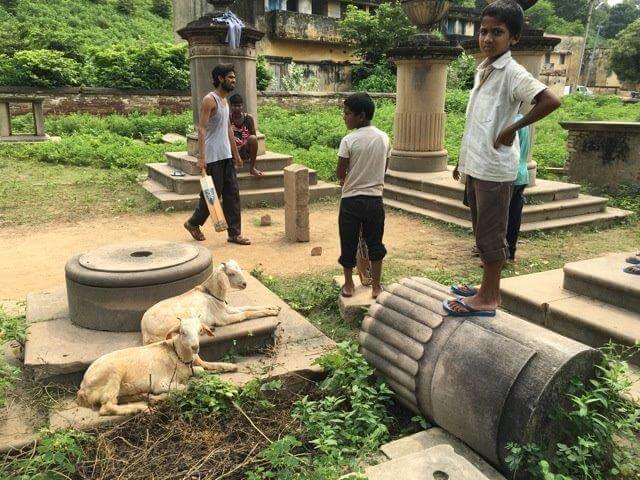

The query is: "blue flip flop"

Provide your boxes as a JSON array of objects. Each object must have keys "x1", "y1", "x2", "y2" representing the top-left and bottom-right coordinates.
[
  {"x1": 625, "y1": 257, "x2": 640, "y2": 265},
  {"x1": 451, "y1": 284, "x2": 478, "y2": 297},
  {"x1": 624, "y1": 265, "x2": 640, "y2": 275},
  {"x1": 442, "y1": 298, "x2": 496, "y2": 318}
]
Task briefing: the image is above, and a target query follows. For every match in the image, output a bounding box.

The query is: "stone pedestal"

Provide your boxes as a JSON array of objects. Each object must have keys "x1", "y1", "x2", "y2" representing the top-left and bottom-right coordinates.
[
  {"x1": 284, "y1": 164, "x2": 310, "y2": 242},
  {"x1": 178, "y1": 6, "x2": 264, "y2": 157},
  {"x1": 389, "y1": 38, "x2": 462, "y2": 173}
]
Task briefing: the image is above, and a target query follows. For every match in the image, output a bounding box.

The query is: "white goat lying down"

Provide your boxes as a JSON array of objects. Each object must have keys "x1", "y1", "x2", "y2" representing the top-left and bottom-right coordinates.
[
  {"x1": 141, "y1": 260, "x2": 281, "y2": 345},
  {"x1": 77, "y1": 317, "x2": 237, "y2": 416}
]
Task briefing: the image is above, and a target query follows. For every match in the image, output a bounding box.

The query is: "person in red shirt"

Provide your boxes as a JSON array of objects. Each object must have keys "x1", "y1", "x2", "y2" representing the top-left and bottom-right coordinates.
[{"x1": 229, "y1": 94, "x2": 262, "y2": 177}]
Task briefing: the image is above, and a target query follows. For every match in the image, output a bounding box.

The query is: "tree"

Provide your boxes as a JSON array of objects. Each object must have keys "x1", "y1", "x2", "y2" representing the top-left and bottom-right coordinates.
[
  {"x1": 339, "y1": 2, "x2": 415, "y2": 66},
  {"x1": 550, "y1": 0, "x2": 589, "y2": 23},
  {"x1": 602, "y1": 1, "x2": 640, "y2": 39},
  {"x1": 609, "y1": 18, "x2": 640, "y2": 83},
  {"x1": 116, "y1": 0, "x2": 135, "y2": 15},
  {"x1": 527, "y1": 0, "x2": 585, "y2": 35},
  {"x1": 256, "y1": 55, "x2": 272, "y2": 91},
  {"x1": 151, "y1": 0, "x2": 171, "y2": 19}
]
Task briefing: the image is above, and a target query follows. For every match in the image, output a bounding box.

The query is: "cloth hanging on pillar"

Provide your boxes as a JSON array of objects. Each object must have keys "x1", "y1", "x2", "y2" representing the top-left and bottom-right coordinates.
[{"x1": 211, "y1": 12, "x2": 244, "y2": 48}]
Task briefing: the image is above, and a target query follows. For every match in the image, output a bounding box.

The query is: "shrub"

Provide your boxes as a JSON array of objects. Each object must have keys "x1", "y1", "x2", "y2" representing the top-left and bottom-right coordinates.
[
  {"x1": 256, "y1": 54, "x2": 273, "y2": 91},
  {"x1": 0, "y1": 49, "x2": 83, "y2": 87},
  {"x1": 506, "y1": 343, "x2": 640, "y2": 480},
  {"x1": 170, "y1": 374, "x2": 238, "y2": 421},
  {"x1": 116, "y1": 0, "x2": 135, "y2": 15},
  {"x1": 281, "y1": 62, "x2": 319, "y2": 92},
  {"x1": 447, "y1": 52, "x2": 476, "y2": 90},
  {"x1": 353, "y1": 62, "x2": 396, "y2": 93},
  {"x1": 0, "y1": 308, "x2": 27, "y2": 347},
  {"x1": 151, "y1": 0, "x2": 171, "y2": 18},
  {"x1": 88, "y1": 42, "x2": 189, "y2": 90}
]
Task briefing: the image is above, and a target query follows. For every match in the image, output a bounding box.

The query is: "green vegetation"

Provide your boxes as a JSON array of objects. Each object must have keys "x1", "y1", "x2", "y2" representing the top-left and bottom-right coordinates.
[
  {"x1": 610, "y1": 19, "x2": 640, "y2": 84},
  {"x1": 0, "y1": 307, "x2": 25, "y2": 407},
  {"x1": 171, "y1": 373, "x2": 239, "y2": 421},
  {"x1": 506, "y1": 344, "x2": 640, "y2": 480}
]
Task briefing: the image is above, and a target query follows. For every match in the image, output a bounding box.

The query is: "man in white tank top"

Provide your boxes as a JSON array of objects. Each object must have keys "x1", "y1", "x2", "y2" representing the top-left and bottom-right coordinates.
[{"x1": 184, "y1": 64, "x2": 251, "y2": 245}]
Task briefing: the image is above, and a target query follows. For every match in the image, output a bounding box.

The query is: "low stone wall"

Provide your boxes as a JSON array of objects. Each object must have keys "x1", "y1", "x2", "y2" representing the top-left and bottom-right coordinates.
[
  {"x1": 561, "y1": 121, "x2": 640, "y2": 189},
  {"x1": 0, "y1": 87, "x2": 396, "y2": 116}
]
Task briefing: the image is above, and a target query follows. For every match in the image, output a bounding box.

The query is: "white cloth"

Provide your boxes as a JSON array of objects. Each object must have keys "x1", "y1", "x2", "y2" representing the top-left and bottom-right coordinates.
[
  {"x1": 211, "y1": 12, "x2": 244, "y2": 48},
  {"x1": 458, "y1": 51, "x2": 547, "y2": 183},
  {"x1": 338, "y1": 126, "x2": 391, "y2": 198}
]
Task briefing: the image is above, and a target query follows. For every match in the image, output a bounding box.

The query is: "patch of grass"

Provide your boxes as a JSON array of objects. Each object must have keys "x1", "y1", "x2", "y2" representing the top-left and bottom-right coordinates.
[
  {"x1": 0, "y1": 362, "x2": 20, "y2": 408},
  {"x1": 0, "y1": 307, "x2": 27, "y2": 347}
]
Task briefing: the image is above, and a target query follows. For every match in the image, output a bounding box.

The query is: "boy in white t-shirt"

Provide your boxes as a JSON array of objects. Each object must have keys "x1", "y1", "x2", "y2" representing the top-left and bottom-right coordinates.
[
  {"x1": 336, "y1": 93, "x2": 391, "y2": 299},
  {"x1": 445, "y1": 0, "x2": 560, "y2": 317}
]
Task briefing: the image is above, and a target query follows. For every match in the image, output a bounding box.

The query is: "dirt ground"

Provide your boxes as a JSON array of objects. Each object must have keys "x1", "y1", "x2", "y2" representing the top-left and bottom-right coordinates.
[{"x1": 0, "y1": 203, "x2": 469, "y2": 300}]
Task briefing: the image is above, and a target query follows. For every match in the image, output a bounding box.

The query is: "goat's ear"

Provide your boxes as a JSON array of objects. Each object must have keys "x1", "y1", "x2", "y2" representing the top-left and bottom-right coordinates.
[
  {"x1": 201, "y1": 324, "x2": 214, "y2": 337},
  {"x1": 165, "y1": 325, "x2": 180, "y2": 340}
]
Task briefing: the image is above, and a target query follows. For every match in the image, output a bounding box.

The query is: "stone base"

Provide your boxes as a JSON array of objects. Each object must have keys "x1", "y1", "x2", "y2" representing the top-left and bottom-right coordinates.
[
  {"x1": 187, "y1": 132, "x2": 266, "y2": 157},
  {"x1": 333, "y1": 275, "x2": 374, "y2": 322},
  {"x1": 0, "y1": 134, "x2": 58, "y2": 143},
  {"x1": 389, "y1": 149, "x2": 448, "y2": 173},
  {"x1": 23, "y1": 274, "x2": 323, "y2": 383},
  {"x1": 500, "y1": 252, "x2": 640, "y2": 364}
]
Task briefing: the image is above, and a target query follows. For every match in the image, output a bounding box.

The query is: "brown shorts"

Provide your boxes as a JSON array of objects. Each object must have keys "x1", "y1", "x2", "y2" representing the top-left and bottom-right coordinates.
[{"x1": 465, "y1": 176, "x2": 513, "y2": 263}]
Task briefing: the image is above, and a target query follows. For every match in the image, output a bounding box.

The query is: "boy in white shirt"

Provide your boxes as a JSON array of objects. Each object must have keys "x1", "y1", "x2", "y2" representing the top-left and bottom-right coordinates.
[
  {"x1": 445, "y1": 0, "x2": 560, "y2": 317},
  {"x1": 337, "y1": 93, "x2": 391, "y2": 299}
]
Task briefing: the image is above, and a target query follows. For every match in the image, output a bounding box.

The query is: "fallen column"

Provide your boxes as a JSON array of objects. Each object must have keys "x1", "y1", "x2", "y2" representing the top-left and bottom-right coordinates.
[{"x1": 359, "y1": 277, "x2": 601, "y2": 472}]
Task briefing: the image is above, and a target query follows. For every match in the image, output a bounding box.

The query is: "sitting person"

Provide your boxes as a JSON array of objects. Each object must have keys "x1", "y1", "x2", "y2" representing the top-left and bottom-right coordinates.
[{"x1": 229, "y1": 93, "x2": 262, "y2": 177}]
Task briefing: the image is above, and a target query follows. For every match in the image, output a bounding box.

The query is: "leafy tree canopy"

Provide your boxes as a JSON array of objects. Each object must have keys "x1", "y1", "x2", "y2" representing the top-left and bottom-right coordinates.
[
  {"x1": 609, "y1": 18, "x2": 640, "y2": 83},
  {"x1": 527, "y1": 0, "x2": 585, "y2": 35},
  {"x1": 602, "y1": 0, "x2": 640, "y2": 39}
]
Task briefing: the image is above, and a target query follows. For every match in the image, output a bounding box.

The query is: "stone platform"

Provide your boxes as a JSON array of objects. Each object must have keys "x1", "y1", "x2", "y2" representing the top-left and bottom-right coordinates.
[
  {"x1": 25, "y1": 275, "x2": 294, "y2": 384},
  {"x1": 384, "y1": 168, "x2": 631, "y2": 232},
  {"x1": 501, "y1": 252, "x2": 640, "y2": 363},
  {"x1": 143, "y1": 149, "x2": 340, "y2": 210},
  {"x1": 2, "y1": 275, "x2": 335, "y2": 452}
]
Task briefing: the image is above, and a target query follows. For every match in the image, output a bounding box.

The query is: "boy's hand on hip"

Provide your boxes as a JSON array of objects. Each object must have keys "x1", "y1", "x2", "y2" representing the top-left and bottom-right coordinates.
[{"x1": 494, "y1": 126, "x2": 517, "y2": 149}]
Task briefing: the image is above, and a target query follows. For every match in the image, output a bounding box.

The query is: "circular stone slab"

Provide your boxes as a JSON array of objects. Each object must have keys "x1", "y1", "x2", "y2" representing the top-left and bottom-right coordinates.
[
  {"x1": 79, "y1": 241, "x2": 199, "y2": 273},
  {"x1": 66, "y1": 242, "x2": 212, "y2": 332}
]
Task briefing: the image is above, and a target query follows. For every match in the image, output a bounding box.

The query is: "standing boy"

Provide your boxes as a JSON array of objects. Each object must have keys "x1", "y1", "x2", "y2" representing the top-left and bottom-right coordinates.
[
  {"x1": 446, "y1": 0, "x2": 560, "y2": 316},
  {"x1": 229, "y1": 93, "x2": 263, "y2": 177},
  {"x1": 184, "y1": 64, "x2": 251, "y2": 245},
  {"x1": 337, "y1": 93, "x2": 390, "y2": 300}
]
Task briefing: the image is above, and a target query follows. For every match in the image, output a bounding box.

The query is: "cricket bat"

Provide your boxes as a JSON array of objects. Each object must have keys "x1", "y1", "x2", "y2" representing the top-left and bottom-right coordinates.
[{"x1": 200, "y1": 175, "x2": 228, "y2": 233}]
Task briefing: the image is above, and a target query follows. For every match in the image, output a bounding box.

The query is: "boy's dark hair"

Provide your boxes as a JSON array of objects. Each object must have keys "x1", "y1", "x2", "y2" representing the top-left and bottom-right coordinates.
[
  {"x1": 211, "y1": 64, "x2": 235, "y2": 87},
  {"x1": 229, "y1": 93, "x2": 244, "y2": 105},
  {"x1": 481, "y1": 0, "x2": 525, "y2": 38},
  {"x1": 344, "y1": 93, "x2": 375, "y2": 121}
]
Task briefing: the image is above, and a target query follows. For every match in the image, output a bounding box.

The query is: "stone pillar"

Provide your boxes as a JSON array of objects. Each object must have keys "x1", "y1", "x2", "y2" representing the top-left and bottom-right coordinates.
[
  {"x1": 389, "y1": 39, "x2": 462, "y2": 173},
  {"x1": 33, "y1": 101, "x2": 45, "y2": 137},
  {"x1": 0, "y1": 101, "x2": 11, "y2": 137},
  {"x1": 359, "y1": 277, "x2": 600, "y2": 474},
  {"x1": 178, "y1": 0, "x2": 264, "y2": 157},
  {"x1": 284, "y1": 164, "x2": 310, "y2": 242}
]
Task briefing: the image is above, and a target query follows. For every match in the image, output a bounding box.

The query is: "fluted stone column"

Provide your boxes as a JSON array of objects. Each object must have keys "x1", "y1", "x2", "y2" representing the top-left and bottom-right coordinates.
[
  {"x1": 390, "y1": 40, "x2": 462, "y2": 172},
  {"x1": 359, "y1": 276, "x2": 600, "y2": 473},
  {"x1": 178, "y1": 1, "x2": 265, "y2": 157}
]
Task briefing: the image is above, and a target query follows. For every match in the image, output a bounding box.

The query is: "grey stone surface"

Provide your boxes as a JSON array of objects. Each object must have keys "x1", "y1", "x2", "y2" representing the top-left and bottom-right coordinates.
[
  {"x1": 26, "y1": 286, "x2": 69, "y2": 323},
  {"x1": 334, "y1": 275, "x2": 373, "y2": 323},
  {"x1": 360, "y1": 277, "x2": 601, "y2": 473},
  {"x1": 365, "y1": 444, "x2": 492, "y2": 479},
  {"x1": 65, "y1": 242, "x2": 212, "y2": 332},
  {"x1": 380, "y1": 428, "x2": 505, "y2": 480}
]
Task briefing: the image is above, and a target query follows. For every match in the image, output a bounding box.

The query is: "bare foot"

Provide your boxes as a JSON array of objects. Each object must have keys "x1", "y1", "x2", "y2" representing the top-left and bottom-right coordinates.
[
  {"x1": 372, "y1": 285, "x2": 382, "y2": 299},
  {"x1": 341, "y1": 282, "x2": 355, "y2": 297},
  {"x1": 250, "y1": 168, "x2": 263, "y2": 177},
  {"x1": 450, "y1": 293, "x2": 500, "y2": 312}
]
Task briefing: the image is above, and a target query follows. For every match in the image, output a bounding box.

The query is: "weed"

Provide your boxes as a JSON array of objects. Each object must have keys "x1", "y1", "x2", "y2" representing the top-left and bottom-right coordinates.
[
  {"x1": 505, "y1": 343, "x2": 640, "y2": 480},
  {"x1": 0, "y1": 307, "x2": 27, "y2": 347},
  {"x1": 1, "y1": 429, "x2": 93, "y2": 479},
  {"x1": 0, "y1": 362, "x2": 20, "y2": 408},
  {"x1": 170, "y1": 373, "x2": 238, "y2": 421}
]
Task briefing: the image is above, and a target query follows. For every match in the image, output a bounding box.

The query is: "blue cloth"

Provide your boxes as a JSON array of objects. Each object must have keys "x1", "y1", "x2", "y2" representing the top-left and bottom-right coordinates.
[
  {"x1": 212, "y1": 12, "x2": 244, "y2": 48},
  {"x1": 514, "y1": 114, "x2": 531, "y2": 186}
]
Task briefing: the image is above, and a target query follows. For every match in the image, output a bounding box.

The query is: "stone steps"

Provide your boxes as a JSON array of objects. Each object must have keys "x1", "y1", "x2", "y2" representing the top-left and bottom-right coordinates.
[
  {"x1": 500, "y1": 257, "x2": 640, "y2": 364},
  {"x1": 385, "y1": 168, "x2": 581, "y2": 203},
  {"x1": 142, "y1": 178, "x2": 340, "y2": 210},
  {"x1": 384, "y1": 195, "x2": 630, "y2": 233},
  {"x1": 166, "y1": 150, "x2": 292, "y2": 176},
  {"x1": 147, "y1": 162, "x2": 319, "y2": 195}
]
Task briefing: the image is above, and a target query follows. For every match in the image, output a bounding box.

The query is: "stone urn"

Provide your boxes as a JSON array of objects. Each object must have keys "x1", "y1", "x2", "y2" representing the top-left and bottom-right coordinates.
[{"x1": 401, "y1": 0, "x2": 450, "y2": 34}]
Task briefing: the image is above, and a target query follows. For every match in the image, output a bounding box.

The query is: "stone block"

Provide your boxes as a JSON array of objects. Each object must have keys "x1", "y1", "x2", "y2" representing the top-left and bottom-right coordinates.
[
  {"x1": 26, "y1": 286, "x2": 69, "y2": 323},
  {"x1": 284, "y1": 164, "x2": 310, "y2": 207},
  {"x1": 0, "y1": 102, "x2": 10, "y2": 137},
  {"x1": 33, "y1": 101, "x2": 45, "y2": 136},
  {"x1": 380, "y1": 429, "x2": 505, "y2": 480},
  {"x1": 366, "y1": 444, "x2": 494, "y2": 479},
  {"x1": 333, "y1": 276, "x2": 373, "y2": 323},
  {"x1": 285, "y1": 205, "x2": 310, "y2": 242}
]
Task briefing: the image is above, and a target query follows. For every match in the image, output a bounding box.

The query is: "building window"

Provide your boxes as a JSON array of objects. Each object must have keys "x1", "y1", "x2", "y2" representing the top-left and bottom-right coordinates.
[
  {"x1": 286, "y1": 0, "x2": 298, "y2": 11},
  {"x1": 559, "y1": 53, "x2": 566, "y2": 65},
  {"x1": 447, "y1": 19, "x2": 455, "y2": 34},
  {"x1": 312, "y1": 0, "x2": 328, "y2": 15},
  {"x1": 544, "y1": 52, "x2": 551, "y2": 64}
]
